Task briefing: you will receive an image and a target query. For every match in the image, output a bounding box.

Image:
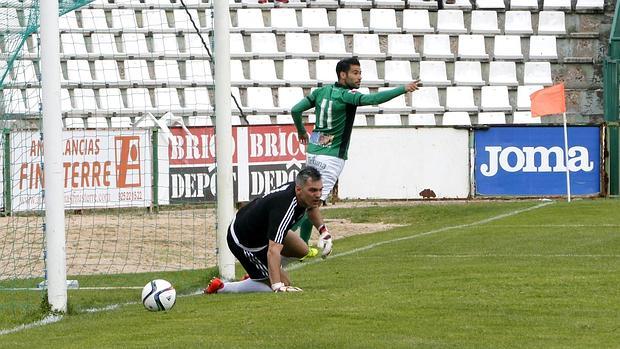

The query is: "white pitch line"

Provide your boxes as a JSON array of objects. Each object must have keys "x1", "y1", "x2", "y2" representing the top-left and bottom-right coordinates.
[
  {"x1": 0, "y1": 201, "x2": 554, "y2": 336},
  {"x1": 405, "y1": 254, "x2": 620, "y2": 258},
  {"x1": 288, "y1": 201, "x2": 555, "y2": 271}
]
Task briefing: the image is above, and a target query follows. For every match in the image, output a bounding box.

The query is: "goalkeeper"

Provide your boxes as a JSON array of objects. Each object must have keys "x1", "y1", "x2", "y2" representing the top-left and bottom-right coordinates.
[
  {"x1": 291, "y1": 57, "x2": 421, "y2": 248},
  {"x1": 204, "y1": 167, "x2": 330, "y2": 294}
]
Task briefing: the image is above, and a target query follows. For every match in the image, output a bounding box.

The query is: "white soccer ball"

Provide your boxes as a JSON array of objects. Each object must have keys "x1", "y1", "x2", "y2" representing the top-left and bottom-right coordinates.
[{"x1": 141, "y1": 279, "x2": 176, "y2": 312}]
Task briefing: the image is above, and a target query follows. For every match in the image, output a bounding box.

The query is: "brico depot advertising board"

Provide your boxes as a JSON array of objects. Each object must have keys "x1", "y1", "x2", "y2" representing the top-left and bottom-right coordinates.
[
  {"x1": 10, "y1": 130, "x2": 152, "y2": 211},
  {"x1": 474, "y1": 126, "x2": 601, "y2": 196},
  {"x1": 168, "y1": 125, "x2": 309, "y2": 203}
]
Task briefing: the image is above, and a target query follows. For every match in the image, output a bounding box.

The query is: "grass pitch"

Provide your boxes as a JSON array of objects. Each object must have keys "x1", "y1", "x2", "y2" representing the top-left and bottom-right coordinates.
[{"x1": 1, "y1": 200, "x2": 619, "y2": 348}]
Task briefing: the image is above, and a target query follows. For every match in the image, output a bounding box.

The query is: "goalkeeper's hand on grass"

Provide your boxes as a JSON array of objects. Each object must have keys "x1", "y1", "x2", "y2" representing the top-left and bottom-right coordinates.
[
  {"x1": 271, "y1": 282, "x2": 303, "y2": 292},
  {"x1": 317, "y1": 225, "x2": 333, "y2": 258}
]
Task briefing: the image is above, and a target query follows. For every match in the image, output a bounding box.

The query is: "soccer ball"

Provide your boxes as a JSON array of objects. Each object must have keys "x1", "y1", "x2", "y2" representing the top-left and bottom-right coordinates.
[{"x1": 141, "y1": 279, "x2": 176, "y2": 312}]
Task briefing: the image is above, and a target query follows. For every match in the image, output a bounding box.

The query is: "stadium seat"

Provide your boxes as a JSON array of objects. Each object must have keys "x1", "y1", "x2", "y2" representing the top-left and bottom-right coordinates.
[
  {"x1": 187, "y1": 115, "x2": 213, "y2": 127},
  {"x1": 423, "y1": 34, "x2": 454, "y2": 60},
  {"x1": 353, "y1": 34, "x2": 385, "y2": 59},
  {"x1": 407, "y1": 0, "x2": 439, "y2": 9},
  {"x1": 301, "y1": 8, "x2": 335, "y2": 32},
  {"x1": 125, "y1": 60, "x2": 152, "y2": 82},
  {"x1": 61, "y1": 33, "x2": 87, "y2": 56},
  {"x1": 353, "y1": 114, "x2": 368, "y2": 126},
  {"x1": 111, "y1": 117, "x2": 133, "y2": 128},
  {"x1": 493, "y1": 35, "x2": 523, "y2": 60},
  {"x1": 402, "y1": 10, "x2": 434, "y2": 33},
  {"x1": 475, "y1": 0, "x2": 506, "y2": 9},
  {"x1": 354, "y1": 87, "x2": 380, "y2": 114},
  {"x1": 93, "y1": 60, "x2": 121, "y2": 82},
  {"x1": 61, "y1": 89, "x2": 72, "y2": 112},
  {"x1": 111, "y1": 9, "x2": 138, "y2": 29},
  {"x1": 285, "y1": 33, "x2": 319, "y2": 59},
  {"x1": 575, "y1": 0, "x2": 604, "y2": 11},
  {"x1": 407, "y1": 113, "x2": 436, "y2": 126},
  {"x1": 512, "y1": 111, "x2": 541, "y2": 124},
  {"x1": 247, "y1": 87, "x2": 283, "y2": 114},
  {"x1": 65, "y1": 118, "x2": 85, "y2": 129},
  {"x1": 126, "y1": 88, "x2": 153, "y2": 110},
  {"x1": 375, "y1": 0, "x2": 407, "y2": 8},
  {"x1": 59, "y1": 10, "x2": 79, "y2": 30},
  {"x1": 336, "y1": 8, "x2": 368, "y2": 33},
  {"x1": 235, "y1": 9, "x2": 272, "y2": 32},
  {"x1": 98, "y1": 88, "x2": 125, "y2": 111},
  {"x1": 436, "y1": 10, "x2": 467, "y2": 34},
  {"x1": 470, "y1": 10, "x2": 501, "y2": 35},
  {"x1": 419, "y1": 61, "x2": 451, "y2": 86},
  {"x1": 488, "y1": 61, "x2": 519, "y2": 86},
  {"x1": 73, "y1": 89, "x2": 97, "y2": 111},
  {"x1": 122, "y1": 33, "x2": 149, "y2": 56},
  {"x1": 173, "y1": 9, "x2": 202, "y2": 31},
  {"x1": 271, "y1": 8, "x2": 302, "y2": 32},
  {"x1": 359, "y1": 60, "x2": 383, "y2": 87},
  {"x1": 511, "y1": 0, "x2": 539, "y2": 10},
  {"x1": 446, "y1": 86, "x2": 478, "y2": 112},
  {"x1": 443, "y1": 0, "x2": 473, "y2": 10},
  {"x1": 229, "y1": 33, "x2": 252, "y2": 59},
  {"x1": 282, "y1": 59, "x2": 314, "y2": 86},
  {"x1": 384, "y1": 60, "x2": 414, "y2": 85},
  {"x1": 90, "y1": 34, "x2": 120, "y2": 55},
  {"x1": 152, "y1": 34, "x2": 180, "y2": 56},
  {"x1": 374, "y1": 114, "x2": 403, "y2": 126},
  {"x1": 516, "y1": 85, "x2": 544, "y2": 110},
  {"x1": 477, "y1": 112, "x2": 507, "y2": 124},
  {"x1": 319, "y1": 34, "x2": 351, "y2": 58},
  {"x1": 230, "y1": 60, "x2": 251, "y2": 86},
  {"x1": 316, "y1": 59, "x2": 339, "y2": 84},
  {"x1": 529, "y1": 35, "x2": 558, "y2": 60},
  {"x1": 66, "y1": 60, "x2": 93, "y2": 83},
  {"x1": 142, "y1": 9, "x2": 170, "y2": 29},
  {"x1": 277, "y1": 87, "x2": 305, "y2": 112},
  {"x1": 251, "y1": 33, "x2": 285, "y2": 59},
  {"x1": 537, "y1": 11, "x2": 567, "y2": 35},
  {"x1": 0, "y1": 8, "x2": 19, "y2": 29},
  {"x1": 481, "y1": 86, "x2": 512, "y2": 112},
  {"x1": 504, "y1": 11, "x2": 534, "y2": 35},
  {"x1": 184, "y1": 87, "x2": 213, "y2": 112},
  {"x1": 543, "y1": 0, "x2": 571, "y2": 10},
  {"x1": 369, "y1": 9, "x2": 400, "y2": 33},
  {"x1": 184, "y1": 60, "x2": 214, "y2": 85},
  {"x1": 184, "y1": 33, "x2": 211, "y2": 56},
  {"x1": 246, "y1": 115, "x2": 273, "y2": 125},
  {"x1": 458, "y1": 35, "x2": 489, "y2": 60},
  {"x1": 377, "y1": 87, "x2": 411, "y2": 113},
  {"x1": 411, "y1": 87, "x2": 444, "y2": 112},
  {"x1": 249, "y1": 59, "x2": 284, "y2": 86},
  {"x1": 8, "y1": 61, "x2": 37, "y2": 83},
  {"x1": 454, "y1": 61, "x2": 485, "y2": 86},
  {"x1": 86, "y1": 117, "x2": 109, "y2": 128},
  {"x1": 387, "y1": 34, "x2": 421, "y2": 60},
  {"x1": 155, "y1": 88, "x2": 183, "y2": 110},
  {"x1": 523, "y1": 62, "x2": 553, "y2": 85},
  {"x1": 442, "y1": 112, "x2": 472, "y2": 126}
]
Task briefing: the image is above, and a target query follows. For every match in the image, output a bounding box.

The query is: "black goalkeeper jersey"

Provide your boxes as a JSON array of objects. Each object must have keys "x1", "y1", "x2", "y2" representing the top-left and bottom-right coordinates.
[{"x1": 231, "y1": 182, "x2": 307, "y2": 251}]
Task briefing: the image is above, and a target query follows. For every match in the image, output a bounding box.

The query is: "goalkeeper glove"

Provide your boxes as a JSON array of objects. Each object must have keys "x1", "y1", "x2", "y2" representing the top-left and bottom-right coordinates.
[
  {"x1": 317, "y1": 225, "x2": 333, "y2": 258},
  {"x1": 271, "y1": 282, "x2": 303, "y2": 292}
]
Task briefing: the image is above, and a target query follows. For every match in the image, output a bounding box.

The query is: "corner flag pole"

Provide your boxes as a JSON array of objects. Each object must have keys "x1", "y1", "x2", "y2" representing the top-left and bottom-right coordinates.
[{"x1": 562, "y1": 112, "x2": 571, "y2": 202}]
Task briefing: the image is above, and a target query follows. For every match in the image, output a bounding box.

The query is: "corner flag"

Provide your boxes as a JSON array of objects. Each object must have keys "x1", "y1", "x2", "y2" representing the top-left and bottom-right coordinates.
[{"x1": 530, "y1": 83, "x2": 566, "y2": 117}]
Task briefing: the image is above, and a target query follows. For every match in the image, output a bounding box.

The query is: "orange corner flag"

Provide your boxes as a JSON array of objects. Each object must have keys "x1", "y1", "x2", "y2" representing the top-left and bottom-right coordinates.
[{"x1": 530, "y1": 83, "x2": 566, "y2": 117}]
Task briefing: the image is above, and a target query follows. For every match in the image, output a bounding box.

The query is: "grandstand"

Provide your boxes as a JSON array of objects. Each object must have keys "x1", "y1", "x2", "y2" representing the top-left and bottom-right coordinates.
[{"x1": 0, "y1": 0, "x2": 610, "y2": 128}]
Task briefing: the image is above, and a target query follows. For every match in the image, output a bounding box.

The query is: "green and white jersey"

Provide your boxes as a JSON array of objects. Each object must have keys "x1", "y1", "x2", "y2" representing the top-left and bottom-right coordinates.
[{"x1": 292, "y1": 83, "x2": 406, "y2": 160}]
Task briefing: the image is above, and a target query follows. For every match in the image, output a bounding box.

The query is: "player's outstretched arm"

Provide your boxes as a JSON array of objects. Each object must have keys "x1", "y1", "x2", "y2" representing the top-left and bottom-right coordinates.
[{"x1": 349, "y1": 80, "x2": 421, "y2": 106}]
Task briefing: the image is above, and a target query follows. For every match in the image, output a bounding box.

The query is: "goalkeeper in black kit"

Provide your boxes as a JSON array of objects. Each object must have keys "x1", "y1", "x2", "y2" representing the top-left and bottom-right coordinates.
[{"x1": 204, "y1": 167, "x2": 330, "y2": 294}]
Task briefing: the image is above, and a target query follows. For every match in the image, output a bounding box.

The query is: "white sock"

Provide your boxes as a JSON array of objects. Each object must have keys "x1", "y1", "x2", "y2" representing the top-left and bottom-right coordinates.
[{"x1": 219, "y1": 278, "x2": 272, "y2": 293}]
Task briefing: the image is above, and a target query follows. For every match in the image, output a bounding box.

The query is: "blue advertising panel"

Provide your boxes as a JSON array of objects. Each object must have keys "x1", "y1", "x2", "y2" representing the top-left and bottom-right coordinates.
[{"x1": 475, "y1": 127, "x2": 600, "y2": 196}]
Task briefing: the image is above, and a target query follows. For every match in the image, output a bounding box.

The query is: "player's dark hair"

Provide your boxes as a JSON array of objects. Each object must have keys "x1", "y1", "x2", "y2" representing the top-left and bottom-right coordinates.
[
  {"x1": 336, "y1": 57, "x2": 360, "y2": 79},
  {"x1": 296, "y1": 167, "x2": 322, "y2": 186}
]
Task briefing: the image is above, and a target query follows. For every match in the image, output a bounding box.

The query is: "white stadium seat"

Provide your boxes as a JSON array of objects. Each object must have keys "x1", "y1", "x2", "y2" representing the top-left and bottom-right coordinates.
[
  {"x1": 142, "y1": 9, "x2": 170, "y2": 29},
  {"x1": 378, "y1": 87, "x2": 411, "y2": 113},
  {"x1": 454, "y1": 61, "x2": 485, "y2": 86},
  {"x1": 446, "y1": 86, "x2": 478, "y2": 112},
  {"x1": 316, "y1": 59, "x2": 339, "y2": 84},
  {"x1": 285, "y1": 33, "x2": 319, "y2": 59},
  {"x1": 543, "y1": 0, "x2": 571, "y2": 10},
  {"x1": 277, "y1": 87, "x2": 305, "y2": 111},
  {"x1": 529, "y1": 35, "x2": 558, "y2": 60},
  {"x1": 387, "y1": 34, "x2": 421, "y2": 60},
  {"x1": 353, "y1": 34, "x2": 385, "y2": 59},
  {"x1": 184, "y1": 87, "x2": 213, "y2": 111},
  {"x1": 402, "y1": 10, "x2": 434, "y2": 33},
  {"x1": 247, "y1": 87, "x2": 282, "y2": 114},
  {"x1": 74, "y1": 89, "x2": 97, "y2": 111},
  {"x1": 419, "y1": 61, "x2": 451, "y2": 86},
  {"x1": 384, "y1": 60, "x2": 413, "y2": 85},
  {"x1": 411, "y1": 87, "x2": 444, "y2": 112},
  {"x1": 249, "y1": 59, "x2": 284, "y2": 86},
  {"x1": 301, "y1": 8, "x2": 335, "y2": 32},
  {"x1": 408, "y1": 113, "x2": 436, "y2": 126},
  {"x1": 576, "y1": 0, "x2": 604, "y2": 11},
  {"x1": 537, "y1": 11, "x2": 567, "y2": 35},
  {"x1": 477, "y1": 112, "x2": 507, "y2": 124},
  {"x1": 80, "y1": 9, "x2": 109, "y2": 29},
  {"x1": 155, "y1": 88, "x2": 183, "y2": 110},
  {"x1": 470, "y1": 10, "x2": 501, "y2": 35},
  {"x1": 319, "y1": 34, "x2": 351, "y2": 58},
  {"x1": 436, "y1": 10, "x2": 467, "y2": 34},
  {"x1": 374, "y1": 114, "x2": 403, "y2": 126},
  {"x1": 86, "y1": 117, "x2": 109, "y2": 128},
  {"x1": 271, "y1": 8, "x2": 302, "y2": 32},
  {"x1": 513, "y1": 111, "x2": 541, "y2": 124},
  {"x1": 476, "y1": 0, "x2": 506, "y2": 9},
  {"x1": 504, "y1": 11, "x2": 534, "y2": 35},
  {"x1": 510, "y1": 0, "x2": 539, "y2": 10},
  {"x1": 423, "y1": 34, "x2": 454, "y2": 60},
  {"x1": 235, "y1": 9, "x2": 271, "y2": 32},
  {"x1": 369, "y1": 9, "x2": 400, "y2": 33},
  {"x1": 458, "y1": 35, "x2": 489, "y2": 60},
  {"x1": 282, "y1": 59, "x2": 314, "y2": 86},
  {"x1": 152, "y1": 34, "x2": 179, "y2": 56},
  {"x1": 336, "y1": 8, "x2": 368, "y2": 33},
  {"x1": 481, "y1": 86, "x2": 512, "y2": 112},
  {"x1": 516, "y1": 85, "x2": 544, "y2": 110},
  {"x1": 251, "y1": 33, "x2": 285, "y2": 59},
  {"x1": 489, "y1": 61, "x2": 519, "y2": 86},
  {"x1": 523, "y1": 62, "x2": 553, "y2": 86},
  {"x1": 359, "y1": 60, "x2": 383, "y2": 86},
  {"x1": 184, "y1": 60, "x2": 213, "y2": 85},
  {"x1": 442, "y1": 112, "x2": 472, "y2": 126},
  {"x1": 493, "y1": 35, "x2": 523, "y2": 60}
]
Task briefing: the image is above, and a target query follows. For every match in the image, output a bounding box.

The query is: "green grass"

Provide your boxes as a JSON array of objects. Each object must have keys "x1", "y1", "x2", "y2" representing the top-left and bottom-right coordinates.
[{"x1": 1, "y1": 200, "x2": 620, "y2": 348}]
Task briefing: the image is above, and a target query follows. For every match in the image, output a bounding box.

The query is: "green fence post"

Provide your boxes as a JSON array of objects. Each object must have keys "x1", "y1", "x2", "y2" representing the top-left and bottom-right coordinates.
[{"x1": 3, "y1": 129, "x2": 11, "y2": 215}]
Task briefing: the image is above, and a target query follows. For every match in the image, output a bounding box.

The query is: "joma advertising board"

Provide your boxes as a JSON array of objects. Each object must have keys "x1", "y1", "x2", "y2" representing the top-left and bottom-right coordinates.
[
  {"x1": 11, "y1": 130, "x2": 152, "y2": 211},
  {"x1": 168, "y1": 125, "x2": 308, "y2": 203},
  {"x1": 474, "y1": 127, "x2": 600, "y2": 196}
]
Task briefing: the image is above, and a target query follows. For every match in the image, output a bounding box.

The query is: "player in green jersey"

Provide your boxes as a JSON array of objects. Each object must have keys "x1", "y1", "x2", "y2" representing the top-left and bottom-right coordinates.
[{"x1": 291, "y1": 58, "x2": 421, "y2": 255}]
